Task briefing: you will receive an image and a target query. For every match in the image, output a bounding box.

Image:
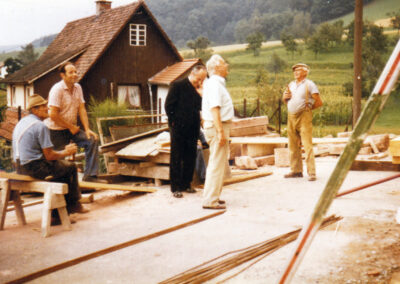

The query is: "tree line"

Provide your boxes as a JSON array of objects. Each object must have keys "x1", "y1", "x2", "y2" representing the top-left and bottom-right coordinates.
[{"x1": 147, "y1": 0, "x2": 373, "y2": 47}]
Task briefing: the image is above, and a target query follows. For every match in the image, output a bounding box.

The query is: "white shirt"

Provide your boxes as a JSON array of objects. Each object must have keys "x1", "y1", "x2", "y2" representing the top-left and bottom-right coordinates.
[
  {"x1": 287, "y1": 78, "x2": 319, "y2": 114},
  {"x1": 202, "y1": 75, "x2": 234, "y2": 123}
]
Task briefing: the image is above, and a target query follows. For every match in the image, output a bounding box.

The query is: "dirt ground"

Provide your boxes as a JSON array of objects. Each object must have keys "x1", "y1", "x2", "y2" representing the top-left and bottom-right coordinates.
[{"x1": 1, "y1": 156, "x2": 400, "y2": 283}]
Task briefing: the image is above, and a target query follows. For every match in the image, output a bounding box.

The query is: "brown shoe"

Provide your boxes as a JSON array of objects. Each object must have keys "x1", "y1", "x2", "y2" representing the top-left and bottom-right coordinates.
[
  {"x1": 284, "y1": 172, "x2": 303, "y2": 178},
  {"x1": 218, "y1": 200, "x2": 226, "y2": 204},
  {"x1": 308, "y1": 174, "x2": 317, "y2": 181},
  {"x1": 68, "y1": 203, "x2": 89, "y2": 214},
  {"x1": 202, "y1": 204, "x2": 226, "y2": 210}
]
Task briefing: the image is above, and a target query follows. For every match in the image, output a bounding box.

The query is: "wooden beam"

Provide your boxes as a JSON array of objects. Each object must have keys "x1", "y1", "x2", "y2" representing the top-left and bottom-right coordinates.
[
  {"x1": 197, "y1": 170, "x2": 273, "y2": 189},
  {"x1": 100, "y1": 126, "x2": 169, "y2": 153},
  {"x1": 79, "y1": 181, "x2": 157, "y2": 193},
  {"x1": 7, "y1": 210, "x2": 225, "y2": 284}
]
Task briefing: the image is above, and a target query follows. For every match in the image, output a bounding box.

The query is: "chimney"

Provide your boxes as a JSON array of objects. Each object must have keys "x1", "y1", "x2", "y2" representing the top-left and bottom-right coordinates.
[{"x1": 96, "y1": 1, "x2": 112, "y2": 16}]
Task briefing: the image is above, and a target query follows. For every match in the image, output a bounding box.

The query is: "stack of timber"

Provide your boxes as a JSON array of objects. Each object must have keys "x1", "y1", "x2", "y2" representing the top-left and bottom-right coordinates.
[
  {"x1": 230, "y1": 116, "x2": 269, "y2": 137},
  {"x1": 108, "y1": 132, "x2": 171, "y2": 180}
]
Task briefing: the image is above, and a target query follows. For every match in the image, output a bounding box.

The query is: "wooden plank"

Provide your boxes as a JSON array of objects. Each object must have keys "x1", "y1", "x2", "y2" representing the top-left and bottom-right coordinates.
[
  {"x1": 350, "y1": 160, "x2": 400, "y2": 171},
  {"x1": 118, "y1": 162, "x2": 170, "y2": 180},
  {"x1": 116, "y1": 136, "x2": 158, "y2": 158},
  {"x1": 231, "y1": 116, "x2": 268, "y2": 128},
  {"x1": 100, "y1": 126, "x2": 169, "y2": 153},
  {"x1": 0, "y1": 172, "x2": 36, "y2": 181},
  {"x1": 197, "y1": 170, "x2": 273, "y2": 188},
  {"x1": 79, "y1": 181, "x2": 157, "y2": 193},
  {"x1": 230, "y1": 137, "x2": 350, "y2": 145},
  {"x1": 230, "y1": 125, "x2": 267, "y2": 137}
]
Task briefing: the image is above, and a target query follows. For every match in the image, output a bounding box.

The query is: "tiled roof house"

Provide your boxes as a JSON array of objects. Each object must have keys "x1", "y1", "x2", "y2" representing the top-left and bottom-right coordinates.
[{"x1": 0, "y1": 0, "x2": 201, "y2": 140}]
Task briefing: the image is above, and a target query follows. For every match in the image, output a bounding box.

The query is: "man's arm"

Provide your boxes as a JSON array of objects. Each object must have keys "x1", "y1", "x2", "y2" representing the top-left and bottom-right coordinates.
[
  {"x1": 78, "y1": 103, "x2": 98, "y2": 140},
  {"x1": 42, "y1": 143, "x2": 77, "y2": 161},
  {"x1": 165, "y1": 83, "x2": 179, "y2": 124},
  {"x1": 210, "y1": 106, "x2": 227, "y2": 146},
  {"x1": 49, "y1": 106, "x2": 80, "y2": 134}
]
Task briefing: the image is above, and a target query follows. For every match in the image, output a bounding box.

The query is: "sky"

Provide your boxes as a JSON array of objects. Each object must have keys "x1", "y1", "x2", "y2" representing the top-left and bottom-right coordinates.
[{"x1": 0, "y1": 0, "x2": 136, "y2": 46}]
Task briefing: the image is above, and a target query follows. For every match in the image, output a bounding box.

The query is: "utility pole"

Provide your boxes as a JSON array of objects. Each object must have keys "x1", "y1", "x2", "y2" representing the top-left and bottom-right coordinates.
[{"x1": 353, "y1": 0, "x2": 363, "y2": 126}]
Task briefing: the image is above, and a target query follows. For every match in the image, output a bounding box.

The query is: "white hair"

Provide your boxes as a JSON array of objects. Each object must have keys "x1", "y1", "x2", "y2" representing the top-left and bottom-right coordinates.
[{"x1": 206, "y1": 54, "x2": 225, "y2": 76}]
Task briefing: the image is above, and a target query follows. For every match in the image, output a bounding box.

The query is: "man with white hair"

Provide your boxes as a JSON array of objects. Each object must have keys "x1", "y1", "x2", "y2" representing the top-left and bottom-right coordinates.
[
  {"x1": 282, "y1": 63, "x2": 320, "y2": 181},
  {"x1": 202, "y1": 54, "x2": 234, "y2": 209}
]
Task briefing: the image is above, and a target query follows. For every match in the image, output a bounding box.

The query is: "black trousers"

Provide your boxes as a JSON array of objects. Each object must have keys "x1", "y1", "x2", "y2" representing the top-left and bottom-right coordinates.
[
  {"x1": 19, "y1": 159, "x2": 81, "y2": 213},
  {"x1": 169, "y1": 127, "x2": 198, "y2": 192}
]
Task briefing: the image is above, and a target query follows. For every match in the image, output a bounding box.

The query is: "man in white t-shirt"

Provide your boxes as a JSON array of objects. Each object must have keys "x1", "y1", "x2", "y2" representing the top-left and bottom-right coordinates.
[
  {"x1": 282, "y1": 63, "x2": 320, "y2": 181},
  {"x1": 202, "y1": 55, "x2": 234, "y2": 209}
]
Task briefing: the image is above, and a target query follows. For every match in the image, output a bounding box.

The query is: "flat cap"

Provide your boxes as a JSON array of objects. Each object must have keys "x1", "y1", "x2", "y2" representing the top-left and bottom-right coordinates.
[
  {"x1": 292, "y1": 63, "x2": 310, "y2": 71},
  {"x1": 27, "y1": 94, "x2": 47, "y2": 110}
]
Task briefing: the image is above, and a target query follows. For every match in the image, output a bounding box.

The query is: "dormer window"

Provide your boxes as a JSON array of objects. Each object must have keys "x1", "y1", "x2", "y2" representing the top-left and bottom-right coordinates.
[{"x1": 130, "y1": 24, "x2": 146, "y2": 46}]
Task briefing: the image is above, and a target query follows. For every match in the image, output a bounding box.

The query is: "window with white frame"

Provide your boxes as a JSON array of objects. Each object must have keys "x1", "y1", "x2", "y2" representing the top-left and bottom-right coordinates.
[
  {"x1": 130, "y1": 24, "x2": 146, "y2": 46},
  {"x1": 118, "y1": 85, "x2": 141, "y2": 108}
]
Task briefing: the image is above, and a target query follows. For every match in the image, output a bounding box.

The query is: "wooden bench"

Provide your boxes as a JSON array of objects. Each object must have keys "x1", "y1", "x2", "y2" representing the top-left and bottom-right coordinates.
[{"x1": 0, "y1": 172, "x2": 71, "y2": 237}]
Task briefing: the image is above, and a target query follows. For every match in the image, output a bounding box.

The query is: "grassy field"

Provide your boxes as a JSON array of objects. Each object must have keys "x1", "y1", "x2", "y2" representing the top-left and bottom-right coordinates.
[
  {"x1": 218, "y1": 37, "x2": 400, "y2": 136},
  {"x1": 335, "y1": 0, "x2": 400, "y2": 25}
]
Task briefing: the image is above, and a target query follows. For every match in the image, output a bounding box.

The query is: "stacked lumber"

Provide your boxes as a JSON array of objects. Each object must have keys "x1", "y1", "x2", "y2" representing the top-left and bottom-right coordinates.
[
  {"x1": 111, "y1": 133, "x2": 171, "y2": 180},
  {"x1": 230, "y1": 116, "x2": 269, "y2": 137},
  {"x1": 389, "y1": 136, "x2": 400, "y2": 164}
]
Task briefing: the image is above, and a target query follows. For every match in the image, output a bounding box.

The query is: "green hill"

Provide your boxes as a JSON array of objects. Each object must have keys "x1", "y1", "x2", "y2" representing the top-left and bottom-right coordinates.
[{"x1": 334, "y1": 0, "x2": 400, "y2": 25}]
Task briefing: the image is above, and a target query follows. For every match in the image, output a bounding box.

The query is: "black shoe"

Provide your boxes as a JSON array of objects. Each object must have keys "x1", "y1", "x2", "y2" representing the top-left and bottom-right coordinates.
[
  {"x1": 173, "y1": 192, "x2": 183, "y2": 198},
  {"x1": 82, "y1": 175, "x2": 108, "y2": 184},
  {"x1": 51, "y1": 217, "x2": 76, "y2": 226},
  {"x1": 68, "y1": 203, "x2": 89, "y2": 214},
  {"x1": 185, "y1": 188, "x2": 197, "y2": 193},
  {"x1": 284, "y1": 172, "x2": 303, "y2": 178}
]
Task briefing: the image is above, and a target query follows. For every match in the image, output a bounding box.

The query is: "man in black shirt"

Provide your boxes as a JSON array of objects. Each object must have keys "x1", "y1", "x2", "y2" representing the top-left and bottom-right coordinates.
[{"x1": 165, "y1": 65, "x2": 207, "y2": 198}]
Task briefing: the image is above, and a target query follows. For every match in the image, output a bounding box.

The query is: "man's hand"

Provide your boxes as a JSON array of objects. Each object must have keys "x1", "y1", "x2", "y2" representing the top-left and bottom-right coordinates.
[
  {"x1": 86, "y1": 129, "x2": 98, "y2": 140},
  {"x1": 64, "y1": 143, "x2": 78, "y2": 156},
  {"x1": 69, "y1": 125, "x2": 80, "y2": 135},
  {"x1": 217, "y1": 129, "x2": 227, "y2": 146},
  {"x1": 282, "y1": 89, "x2": 292, "y2": 103}
]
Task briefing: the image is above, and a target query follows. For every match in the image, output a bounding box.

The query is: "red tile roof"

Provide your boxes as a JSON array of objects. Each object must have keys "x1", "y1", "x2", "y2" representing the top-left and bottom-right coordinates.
[
  {"x1": 1, "y1": 0, "x2": 181, "y2": 84},
  {"x1": 148, "y1": 59, "x2": 203, "y2": 86}
]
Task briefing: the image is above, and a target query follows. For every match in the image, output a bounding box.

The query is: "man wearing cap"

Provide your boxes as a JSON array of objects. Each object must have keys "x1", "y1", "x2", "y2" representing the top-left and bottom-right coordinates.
[
  {"x1": 282, "y1": 63, "x2": 320, "y2": 181},
  {"x1": 45, "y1": 62, "x2": 105, "y2": 183},
  {"x1": 12, "y1": 94, "x2": 88, "y2": 225}
]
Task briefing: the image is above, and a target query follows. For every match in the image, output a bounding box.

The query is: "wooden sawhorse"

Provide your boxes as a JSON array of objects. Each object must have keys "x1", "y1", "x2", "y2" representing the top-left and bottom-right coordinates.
[{"x1": 0, "y1": 173, "x2": 72, "y2": 237}]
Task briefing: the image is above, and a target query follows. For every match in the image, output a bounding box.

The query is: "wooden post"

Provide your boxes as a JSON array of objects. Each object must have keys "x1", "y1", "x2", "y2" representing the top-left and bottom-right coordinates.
[
  {"x1": 257, "y1": 98, "x2": 260, "y2": 116},
  {"x1": 158, "y1": 98, "x2": 162, "y2": 123},
  {"x1": 353, "y1": 0, "x2": 363, "y2": 126},
  {"x1": 278, "y1": 100, "x2": 282, "y2": 134},
  {"x1": 243, "y1": 98, "x2": 247, "y2": 118},
  {"x1": 279, "y1": 39, "x2": 400, "y2": 283}
]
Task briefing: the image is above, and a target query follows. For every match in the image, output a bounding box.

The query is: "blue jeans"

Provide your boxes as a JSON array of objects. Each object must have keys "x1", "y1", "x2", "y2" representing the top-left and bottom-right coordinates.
[{"x1": 50, "y1": 129, "x2": 99, "y2": 177}]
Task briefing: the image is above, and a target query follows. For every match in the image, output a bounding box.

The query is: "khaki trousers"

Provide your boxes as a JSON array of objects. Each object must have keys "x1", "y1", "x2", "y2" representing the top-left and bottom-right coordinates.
[
  {"x1": 202, "y1": 123, "x2": 231, "y2": 207},
  {"x1": 287, "y1": 109, "x2": 315, "y2": 176}
]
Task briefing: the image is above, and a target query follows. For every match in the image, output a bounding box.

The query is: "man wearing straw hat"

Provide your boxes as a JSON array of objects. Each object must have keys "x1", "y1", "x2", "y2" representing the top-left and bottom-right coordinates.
[
  {"x1": 282, "y1": 63, "x2": 320, "y2": 181},
  {"x1": 12, "y1": 94, "x2": 88, "y2": 225}
]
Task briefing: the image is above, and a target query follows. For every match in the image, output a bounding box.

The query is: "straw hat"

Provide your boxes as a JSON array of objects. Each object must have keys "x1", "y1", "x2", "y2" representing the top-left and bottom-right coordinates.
[
  {"x1": 27, "y1": 94, "x2": 47, "y2": 110},
  {"x1": 291, "y1": 63, "x2": 310, "y2": 71}
]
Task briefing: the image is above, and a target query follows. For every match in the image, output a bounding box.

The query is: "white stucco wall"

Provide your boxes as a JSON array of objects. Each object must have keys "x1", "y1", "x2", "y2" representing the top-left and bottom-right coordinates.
[
  {"x1": 7, "y1": 84, "x2": 34, "y2": 110},
  {"x1": 157, "y1": 86, "x2": 169, "y2": 122}
]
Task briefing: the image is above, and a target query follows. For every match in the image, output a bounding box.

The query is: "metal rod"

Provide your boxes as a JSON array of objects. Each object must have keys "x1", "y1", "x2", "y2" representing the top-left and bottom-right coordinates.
[{"x1": 336, "y1": 173, "x2": 400, "y2": 197}]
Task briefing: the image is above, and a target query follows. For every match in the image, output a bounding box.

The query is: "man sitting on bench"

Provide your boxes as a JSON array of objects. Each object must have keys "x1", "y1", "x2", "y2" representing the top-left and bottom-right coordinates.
[{"x1": 12, "y1": 94, "x2": 88, "y2": 226}]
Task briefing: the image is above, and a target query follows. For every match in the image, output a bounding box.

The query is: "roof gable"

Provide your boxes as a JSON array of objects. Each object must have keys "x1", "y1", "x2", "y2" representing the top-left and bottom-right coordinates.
[
  {"x1": 149, "y1": 59, "x2": 203, "y2": 86},
  {"x1": 2, "y1": 0, "x2": 181, "y2": 84}
]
